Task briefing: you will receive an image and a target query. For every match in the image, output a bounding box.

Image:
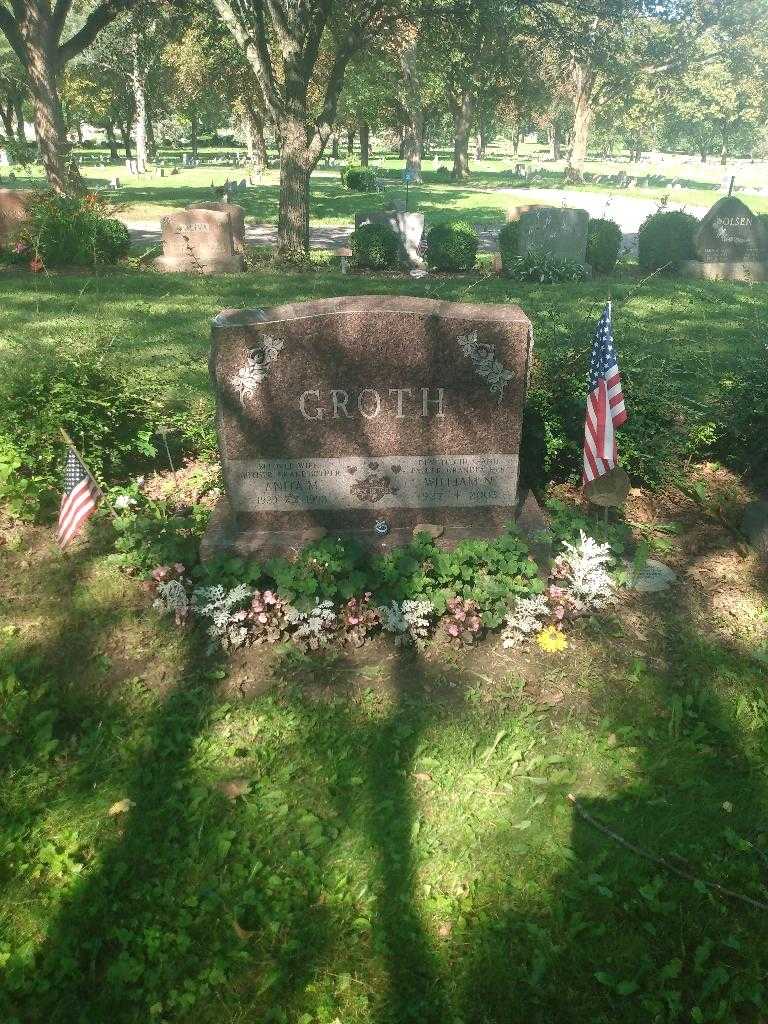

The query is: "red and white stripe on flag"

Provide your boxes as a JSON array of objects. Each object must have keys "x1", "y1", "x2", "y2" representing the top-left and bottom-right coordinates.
[
  {"x1": 57, "y1": 464, "x2": 100, "y2": 548},
  {"x1": 582, "y1": 303, "x2": 627, "y2": 485}
]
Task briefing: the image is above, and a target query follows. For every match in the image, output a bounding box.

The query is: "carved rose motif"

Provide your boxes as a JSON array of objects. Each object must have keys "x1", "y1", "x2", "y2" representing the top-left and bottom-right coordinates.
[
  {"x1": 456, "y1": 330, "x2": 513, "y2": 403},
  {"x1": 230, "y1": 334, "x2": 284, "y2": 406},
  {"x1": 350, "y1": 472, "x2": 395, "y2": 504}
]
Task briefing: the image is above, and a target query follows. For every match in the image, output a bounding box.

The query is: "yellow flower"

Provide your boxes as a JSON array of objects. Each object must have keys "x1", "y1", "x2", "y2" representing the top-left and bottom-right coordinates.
[{"x1": 536, "y1": 626, "x2": 568, "y2": 653}]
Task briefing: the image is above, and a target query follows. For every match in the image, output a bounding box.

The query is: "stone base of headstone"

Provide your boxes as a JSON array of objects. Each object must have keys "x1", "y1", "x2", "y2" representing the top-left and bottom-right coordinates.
[
  {"x1": 154, "y1": 254, "x2": 244, "y2": 274},
  {"x1": 681, "y1": 260, "x2": 768, "y2": 283},
  {"x1": 201, "y1": 495, "x2": 529, "y2": 561}
]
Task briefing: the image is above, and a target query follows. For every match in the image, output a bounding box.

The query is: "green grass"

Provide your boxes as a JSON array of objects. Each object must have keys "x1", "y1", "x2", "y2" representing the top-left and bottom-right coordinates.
[
  {"x1": 8, "y1": 140, "x2": 768, "y2": 225},
  {"x1": 2, "y1": 266, "x2": 768, "y2": 1022}
]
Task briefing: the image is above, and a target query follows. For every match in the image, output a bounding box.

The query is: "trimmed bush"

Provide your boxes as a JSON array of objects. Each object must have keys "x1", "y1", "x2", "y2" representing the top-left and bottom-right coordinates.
[
  {"x1": 342, "y1": 167, "x2": 378, "y2": 192},
  {"x1": 637, "y1": 210, "x2": 698, "y2": 272},
  {"x1": 504, "y1": 251, "x2": 585, "y2": 283},
  {"x1": 586, "y1": 218, "x2": 622, "y2": 273},
  {"x1": 497, "y1": 221, "x2": 520, "y2": 273},
  {"x1": 425, "y1": 219, "x2": 478, "y2": 271},
  {"x1": 350, "y1": 222, "x2": 399, "y2": 269},
  {"x1": 13, "y1": 191, "x2": 131, "y2": 268}
]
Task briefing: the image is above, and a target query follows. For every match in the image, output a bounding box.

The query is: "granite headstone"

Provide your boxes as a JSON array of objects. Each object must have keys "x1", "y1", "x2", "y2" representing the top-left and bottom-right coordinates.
[
  {"x1": 155, "y1": 209, "x2": 243, "y2": 273},
  {"x1": 0, "y1": 189, "x2": 33, "y2": 244},
  {"x1": 506, "y1": 205, "x2": 589, "y2": 265},
  {"x1": 682, "y1": 196, "x2": 768, "y2": 282},
  {"x1": 186, "y1": 201, "x2": 246, "y2": 253},
  {"x1": 353, "y1": 210, "x2": 425, "y2": 268},
  {"x1": 202, "y1": 296, "x2": 533, "y2": 558}
]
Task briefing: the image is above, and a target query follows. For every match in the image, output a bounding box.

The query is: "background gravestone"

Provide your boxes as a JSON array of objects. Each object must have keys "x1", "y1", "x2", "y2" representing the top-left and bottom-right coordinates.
[
  {"x1": 0, "y1": 189, "x2": 34, "y2": 245},
  {"x1": 154, "y1": 209, "x2": 243, "y2": 273},
  {"x1": 506, "y1": 205, "x2": 589, "y2": 265},
  {"x1": 682, "y1": 196, "x2": 768, "y2": 282},
  {"x1": 353, "y1": 210, "x2": 425, "y2": 268},
  {"x1": 186, "y1": 201, "x2": 246, "y2": 252},
  {"x1": 203, "y1": 296, "x2": 533, "y2": 558}
]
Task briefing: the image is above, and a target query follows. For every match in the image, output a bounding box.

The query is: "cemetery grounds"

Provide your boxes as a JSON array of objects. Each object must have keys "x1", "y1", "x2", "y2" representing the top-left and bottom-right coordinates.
[{"x1": 2, "y1": 153, "x2": 768, "y2": 1023}]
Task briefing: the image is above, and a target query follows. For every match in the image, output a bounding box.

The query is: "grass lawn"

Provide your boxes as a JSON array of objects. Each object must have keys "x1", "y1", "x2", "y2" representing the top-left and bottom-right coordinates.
[
  {"x1": 8, "y1": 141, "x2": 768, "y2": 226},
  {"x1": 2, "y1": 266, "x2": 768, "y2": 1023}
]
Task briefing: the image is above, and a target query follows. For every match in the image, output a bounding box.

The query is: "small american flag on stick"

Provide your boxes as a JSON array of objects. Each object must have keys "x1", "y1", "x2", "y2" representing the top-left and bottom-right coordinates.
[
  {"x1": 57, "y1": 441, "x2": 102, "y2": 548},
  {"x1": 583, "y1": 302, "x2": 627, "y2": 484}
]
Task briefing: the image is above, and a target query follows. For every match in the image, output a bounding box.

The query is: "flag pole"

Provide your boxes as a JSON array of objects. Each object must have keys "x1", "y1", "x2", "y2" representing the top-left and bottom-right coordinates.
[{"x1": 59, "y1": 427, "x2": 118, "y2": 520}]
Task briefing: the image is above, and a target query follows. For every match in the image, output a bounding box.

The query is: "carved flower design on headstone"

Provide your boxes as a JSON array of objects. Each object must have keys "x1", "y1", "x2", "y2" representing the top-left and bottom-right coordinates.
[
  {"x1": 230, "y1": 335, "x2": 284, "y2": 405},
  {"x1": 457, "y1": 330, "x2": 513, "y2": 403},
  {"x1": 350, "y1": 471, "x2": 395, "y2": 504}
]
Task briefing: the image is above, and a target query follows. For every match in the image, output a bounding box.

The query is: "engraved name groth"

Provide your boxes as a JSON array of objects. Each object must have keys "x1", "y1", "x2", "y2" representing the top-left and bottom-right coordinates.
[{"x1": 298, "y1": 387, "x2": 445, "y2": 420}]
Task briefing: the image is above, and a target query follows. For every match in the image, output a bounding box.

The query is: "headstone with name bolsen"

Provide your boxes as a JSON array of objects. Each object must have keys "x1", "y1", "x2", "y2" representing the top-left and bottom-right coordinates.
[
  {"x1": 202, "y1": 296, "x2": 533, "y2": 558},
  {"x1": 682, "y1": 195, "x2": 768, "y2": 282}
]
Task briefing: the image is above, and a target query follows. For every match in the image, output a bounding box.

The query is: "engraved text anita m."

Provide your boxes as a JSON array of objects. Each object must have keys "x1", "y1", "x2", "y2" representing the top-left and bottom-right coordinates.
[{"x1": 298, "y1": 387, "x2": 445, "y2": 420}]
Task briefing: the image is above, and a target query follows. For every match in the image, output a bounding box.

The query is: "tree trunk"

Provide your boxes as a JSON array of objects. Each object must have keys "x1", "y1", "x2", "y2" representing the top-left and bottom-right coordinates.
[
  {"x1": 565, "y1": 64, "x2": 594, "y2": 182},
  {"x1": 513, "y1": 127, "x2": 521, "y2": 156},
  {"x1": 550, "y1": 123, "x2": 563, "y2": 160},
  {"x1": 478, "y1": 122, "x2": 487, "y2": 158},
  {"x1": 13, "y1": 96, "x2": 25, "y2": 140},
  {"x1": 359, "y1": 124, "x2": 369, "y2": 166},
  {"x1": 398, "y1": 130, "x2": 405, "y2": 159},
  {"x1": 450, "y1": 91, "x2": 472, "y2": 180},
  {"x1": 0, "y1": 105, "x2": 15, "y2": 140},
  {"x1": 278, "y1": 119, "x2": 312, "y2": 255},
  {"x1": 17, "y1": 7, "x2": 73, "y2": 193},
  {"x1": 131, "y1": 31, "x2": 148, "y2": 170},
  {"x1": 346, "y1": 129, "x2": 355, "y2": 155},
  {"x1": 399, "y1": 42, "x2": 423, "y2": 181},
  {"x1": 190, "y1": 111, "x2": 198, "y2": 159},
  {"x1": 104, "y1": 120, "x2": 119, "y2": 160},
  {"x1": 331, "y1": 133, "x2": 339, "y2": 159},
  {"x1": 120, "y1": 122, "x2": 132, "y2": 158},
  {"x1": 243, "y1": 100, "x2": 267, "y2": 169},
  {"x1": 75, "y1": 122, "x2": 83, "y2": 145},
  {"x1": 700, "y1": 147, "x2": 707, "y2": 163},
  {"x1": 720, "y1": 139, "x2": 728, "y2": 165},
  {"x1": 146, "y1": 113, "x2": 156, "y2": 159}
]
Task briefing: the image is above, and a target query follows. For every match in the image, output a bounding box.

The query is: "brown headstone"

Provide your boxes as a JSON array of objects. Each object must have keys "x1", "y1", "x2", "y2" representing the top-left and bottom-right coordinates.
[
  {"x1": 202, "y1": 296, "x2": 534, "y2": 558},
  {"x1": 154, "y1": 209, "x2": 243, "y2": 273},
  {"x1": 0, "y1": 189, "x2": 34, "y2": 245},
  {"x1": 186, "y1": 202, "x2": 246, "y2": 252}
]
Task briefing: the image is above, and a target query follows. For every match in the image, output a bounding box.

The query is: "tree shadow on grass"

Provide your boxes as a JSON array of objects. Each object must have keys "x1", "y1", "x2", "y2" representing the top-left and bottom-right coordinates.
[{"x1": 455, "y1": 589, "x2": 768, "y2": 1022}]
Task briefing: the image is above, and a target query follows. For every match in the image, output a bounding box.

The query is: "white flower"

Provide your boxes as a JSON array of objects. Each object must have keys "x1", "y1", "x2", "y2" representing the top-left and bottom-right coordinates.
[
  {"x1": 135, "y1": 476, "x2": 146, "y2": 487},
  {"x1": 114, "y1": 494, "x2": 137, "y2": 510},
  {"x1": 501, "y1": 594, "x2": 550, "y2": 648}
]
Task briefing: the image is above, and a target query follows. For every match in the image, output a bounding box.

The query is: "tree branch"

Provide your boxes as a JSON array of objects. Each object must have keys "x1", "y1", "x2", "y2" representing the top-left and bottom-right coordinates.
[
  {"x1": 58, "y1": 0, "x2": 136, "y2": 67},
  {"x1": 212, "y1": 0, "x2": 283, "y2": 123},
  {"x1": 52, "y1": 0, "x2": 75, "y2": 42},
  {"x1": 0, "y1": 6, "x2": 25, "y2": 63}
]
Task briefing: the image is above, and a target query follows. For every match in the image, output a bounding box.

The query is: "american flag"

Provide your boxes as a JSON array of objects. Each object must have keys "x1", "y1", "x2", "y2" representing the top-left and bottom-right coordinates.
[
  {"x1": 583, "y1": 303, "x2": 627, "y2": 484},
  {"x1": 57, "y1": 447, "x2": 101, "y2": 548}
]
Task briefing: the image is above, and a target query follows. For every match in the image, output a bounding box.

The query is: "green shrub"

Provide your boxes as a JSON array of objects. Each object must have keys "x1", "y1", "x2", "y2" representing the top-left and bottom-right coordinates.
[
  {"x1": 14, "y1": 192, "x2": 131, "y2": 268},
  {"x1": 350, "y1": 222, "x2": 399, "y2": 269},
  {"x1": 504, "y1": 250, "x2": 585, "y2": 283},
  {"x1": 425, "y1": 219, "x2": 478, "y2": 271},
  {"x1": 342, "y1": 167, "x2": 379, "y2": 192},
  {"x1": 0, "y1": 341, "x2": 162, "y2": 517},
  {"x1": 498, "y1": 221, "x2": 520, "y2": 272},
  {"x1": 637, "y1": 210, "x2": 698, "y2": 272},
  {"x1": 586, "y1": 218, "x2": 622, "y2": 273}
]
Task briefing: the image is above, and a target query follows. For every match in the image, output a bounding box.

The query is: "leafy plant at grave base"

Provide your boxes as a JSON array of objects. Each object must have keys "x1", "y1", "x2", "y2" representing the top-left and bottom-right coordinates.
[
  {"x1": 14, "y1": 191, "x2": 130, "y2": 268},
  {"x1": 707, "y1": 360, "x2": 768, "y2": 484},
  {"x1": 497, "y1": 220, "x2": 520, "y2": 272},
  {"x1": 504, "y1": 250, "x2": 586, "y2": 283},
  {"x1": 587, "y1": 218, "x2": 622, "y2": 273},
  {"x1": 433, "y1": 165, "x2": 451, "y2": 180},
  {"x1": 637, "y1": 210, "x2": 698, "y2": 272},
  {"x1": 341, "y1": 167, "x2": 379, "y2": 192},
  {"x1": 0, "y1": 341, "x2": 162, "y2": 518},
  {"x1": 350, "y1": 221, "x2": 399, "y2": 270},
  {"x1": 110, "y1": 495, "x2": 209, "y2": 576},
  {"x1": 264, "y1": 537, "x2": 371, "y2": 612},
  {"x1": 369, "y1": 530, "x2": 543, "y2": 628},
  {"x1": 425, "y1": 218, "x2": 478, "y2": 271}
]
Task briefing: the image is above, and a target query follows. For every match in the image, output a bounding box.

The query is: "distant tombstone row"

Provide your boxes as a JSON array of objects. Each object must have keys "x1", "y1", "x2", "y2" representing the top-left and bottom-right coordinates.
[
  {"x1": 682, "y1": 195, "x2": 768, "y2": 283},
  {"x1": 154, "y1": 203, "x2": 245, "y2": 274}
]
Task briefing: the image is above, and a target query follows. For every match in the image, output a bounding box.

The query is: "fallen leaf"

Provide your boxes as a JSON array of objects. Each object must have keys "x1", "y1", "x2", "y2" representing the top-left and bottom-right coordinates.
[
  {"x1": 414, "y1": 772, "x2": 433, "y2": 782},
  {"x1": 108, "y1": 798, "x2": 134, "y2": 817},
  {"x1": 437, "y1": 921, "x2": 452, "y2": 939},
  {"x1": 218, "y1": 778, "x2": 251, "y2": 801}
]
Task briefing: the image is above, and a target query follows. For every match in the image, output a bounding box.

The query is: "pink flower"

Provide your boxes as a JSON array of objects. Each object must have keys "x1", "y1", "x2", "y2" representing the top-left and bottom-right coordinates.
[
  {"x1": 173, "y1": 563, "x2": 186, "y2": 575},
  {"x1": 13, "y1": 241, "x2": 26, "y2": 253},
  {"x1": 263, "y1": 590, "x2": 277, "y2": 605},
  {"x1": 152, "y1": 565, "x2": 171, "y2": 581},
  {"x1": 258, "y1": 613, "x2": 268, "y2": 624},
  {"x1": 447, "y1": 622, "x2": 460, "y2": 637}
]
